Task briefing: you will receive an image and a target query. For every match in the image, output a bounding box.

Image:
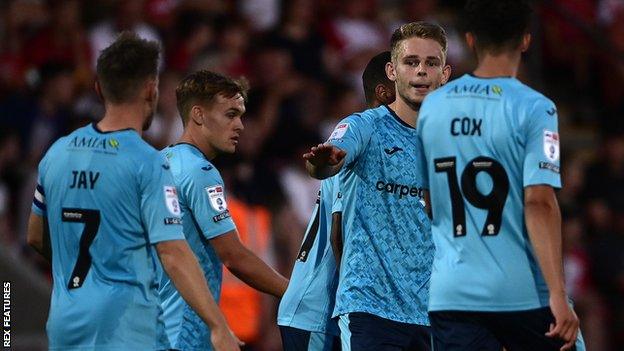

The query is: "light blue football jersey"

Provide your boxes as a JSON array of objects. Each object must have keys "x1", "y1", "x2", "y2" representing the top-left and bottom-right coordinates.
[
  {"x1": 328, "y1": 105, "x2": 433, "y2": 325},
  {"x1": 156, "y1": 143, "x2": 237, "y2": 350},
  {"x1": 31, "y1": 123, "x2": 184, "y2": 351},
  {"x1": 277, "y1": 176, "x2": 341, "y2": 335},
  {"x1": 417, "y1": 74, "x2": 561, "y2": 311}
]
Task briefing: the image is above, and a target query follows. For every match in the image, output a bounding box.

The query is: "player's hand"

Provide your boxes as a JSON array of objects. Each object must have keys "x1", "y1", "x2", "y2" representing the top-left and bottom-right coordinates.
[
  {"x1": 545, "y1": 294, "x2": 579, "y2": 351},
  {"x1": 303, "y1": 143, "x2": 346, "y2": 167},
  {"x1": 211, "y1": 325, "x2": 244, "y2": 351}
]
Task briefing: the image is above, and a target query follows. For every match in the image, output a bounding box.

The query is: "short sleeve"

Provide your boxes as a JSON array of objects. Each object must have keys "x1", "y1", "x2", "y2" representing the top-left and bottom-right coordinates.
[
  {"x1": 139, "y1": 154, "x2": 185, "y2": 244},
  {"x1": 31, "y1": 177, "x2": 47, "y2": 217},
  {"x1": 182, "y1": 166, "x2": 236, "y2": 240},
  {"x1": 522, "y1": 98, "x2": 562, "y2": 188},
  {"x1": 327, "y1": 114, "x2": 372, "y2": 168},
  {"x1": 331, "y1": 176, "x2": 342, "y2": 214}
]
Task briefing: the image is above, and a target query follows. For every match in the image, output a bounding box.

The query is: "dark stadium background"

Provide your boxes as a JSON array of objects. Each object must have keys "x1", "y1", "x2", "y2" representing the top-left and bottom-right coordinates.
[{"x1": 0, "y1": 0, "x2": 622, "y2": 350}]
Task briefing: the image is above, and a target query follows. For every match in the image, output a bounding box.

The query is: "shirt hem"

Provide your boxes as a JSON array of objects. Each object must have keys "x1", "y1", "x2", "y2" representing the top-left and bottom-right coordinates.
[
  {"x1": 428, "y1": 301, "x2": 548, "y2": 312},
  {"x1": 332, "y1": 307, "x2": 430, "y2": 326},
  {"x1": 277, "y1": 319, "x2": 340, "y2": 336}
]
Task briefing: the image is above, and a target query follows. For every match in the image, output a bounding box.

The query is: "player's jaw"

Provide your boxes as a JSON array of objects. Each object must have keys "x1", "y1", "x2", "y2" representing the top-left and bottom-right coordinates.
[
  {"x1": 397, "y1": 80, "x2": 432, "y2": 109},
  {"x1": 223, "y1": 132, "x2": 240, "y2": 153},
  {"x1": 205, "y1": 129, "x2": 238, "y2": 155}
]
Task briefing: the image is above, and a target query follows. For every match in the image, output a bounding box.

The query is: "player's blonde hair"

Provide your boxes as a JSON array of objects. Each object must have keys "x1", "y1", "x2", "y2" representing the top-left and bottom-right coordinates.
[{"x1": 390, "y1": 22, "x2": 448, "y2": 63}]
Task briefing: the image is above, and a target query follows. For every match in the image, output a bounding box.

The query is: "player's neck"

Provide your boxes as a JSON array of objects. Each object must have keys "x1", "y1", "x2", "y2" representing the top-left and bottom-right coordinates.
[
  {"x1": 98, "y1": 103, "x2": 147, "y2": 136},
  {"x1": 178, "y1": 129, "x2": 218, "y2": 160},
  {"x1": 388, "y1": 98, "x2": 417, "y2": 128},
  {"x1": 473, "y1": 52, "x2": 521, "y2": 78}
]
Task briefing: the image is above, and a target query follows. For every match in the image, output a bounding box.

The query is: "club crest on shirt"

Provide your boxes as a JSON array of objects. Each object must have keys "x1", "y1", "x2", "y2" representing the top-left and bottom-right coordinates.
[
  {"x1": 205, "y1": 185, "x2": 227, "y2": 212},
  {"x1": 163, "y1": 186, "x2": 181, "y2": 215},
  {"x1": 543, "y1": 130, "x2": 560, "y2": 162},
  {"x1": 329, "y1": 123, "x2": 349, "y2": 140}
]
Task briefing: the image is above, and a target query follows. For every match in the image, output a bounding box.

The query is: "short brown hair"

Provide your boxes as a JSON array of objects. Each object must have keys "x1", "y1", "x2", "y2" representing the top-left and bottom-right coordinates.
[
  {"x1": 96, "y1": 31, "x2": 160, "y2": 103},
  {"x1": 390, "y1": 22, "x2": 448, "y2": 63},
  {"x1": 176, "y1": 70, "x2": 249, "y2": 126}
]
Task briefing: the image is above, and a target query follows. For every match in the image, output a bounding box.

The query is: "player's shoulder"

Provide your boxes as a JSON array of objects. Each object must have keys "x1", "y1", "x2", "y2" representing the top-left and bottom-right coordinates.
[
  {"x1": 504, "y1": 81, "x2": 558, "y2": 125},
  {"x1": 509, "y1": 79, "x2": 555, "y2": 106},
  {"x1": 40, "y1": 124, "x2": 94, "y2": 164},
  {"x1": 329, "y1": 106, "x2": 382, "y2": 141},
  {"x1": 519, "y1": 83, "x2": 557, "y2": 116},
  {"x1": 163, "y1": 143, "x2": 222, "y2": 183},
  {"x1": 344, "y1": 105, "x2": 389, "y2": 127}
]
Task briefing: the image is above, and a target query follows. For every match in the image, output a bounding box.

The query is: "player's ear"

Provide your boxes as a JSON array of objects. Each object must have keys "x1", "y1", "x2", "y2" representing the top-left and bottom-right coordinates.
[
  {"x1": 385, "y1": 61, "x2": 397, "y2": 82},
  {"x1": 520, "y1": 33, "x2": 531, "y2": 53},
  {"x1": 465, "y1": 32, "x2": 476, "y2": 52},
  {"x1": 375, "y1": 84, "x2": 386, "y2": 103},
  {"x1": 190, "y1": 105, "x2": 204, "y2": 126},
  {"x1": 94, "y1": 79, "x2": 104, "y2": 102},
  {"x1": 145, "y1": 79, "x2": 158, "y2": 104},
  {"x1": 441, "y1": 64, "x2": 452, "y2": 85}
]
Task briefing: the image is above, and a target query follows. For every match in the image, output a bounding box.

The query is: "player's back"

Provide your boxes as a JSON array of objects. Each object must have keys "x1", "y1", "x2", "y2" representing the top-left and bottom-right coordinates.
[
  {"x1": 418, "y1": 74, "x2": 561, "y2": 312},
  {"x1": 37, "y1": 123, "x2": 180, "y2": 350},
  {"x1": 277, "y1": 176, "x2": 340, "y2": 335}
]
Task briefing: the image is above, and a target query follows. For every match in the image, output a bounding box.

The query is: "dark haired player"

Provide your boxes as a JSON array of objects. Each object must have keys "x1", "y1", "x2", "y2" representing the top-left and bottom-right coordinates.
[
  {"x1": 26, "y1": 33, "x2": 241, "y2": 350},
  {"x1": 277, "y1": 51, "x2": 395, "y2": 351},
  {"x1": 362, "y1": 51, "x2": 396, "y2": 109},
  {"x1": 417, "y1": 1, "x2": 581, "y2": 350}
]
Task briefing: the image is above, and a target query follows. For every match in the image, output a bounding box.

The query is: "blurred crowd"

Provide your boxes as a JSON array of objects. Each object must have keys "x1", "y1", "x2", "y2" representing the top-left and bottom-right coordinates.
[{"x1": 0, "y1": 0, "x2": 623, "y2": 350}]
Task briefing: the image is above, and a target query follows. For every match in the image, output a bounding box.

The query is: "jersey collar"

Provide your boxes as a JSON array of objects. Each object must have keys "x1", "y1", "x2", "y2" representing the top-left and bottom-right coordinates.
[
  {"x1": 384, "y1": 105, "x2": 415, "y2": 130},
  {"x1": 171, "y1": 142, "x2": 212, "y2": 161},
  {"x1": 91, "y1": 122, "x2": 135, "y2": 134}
]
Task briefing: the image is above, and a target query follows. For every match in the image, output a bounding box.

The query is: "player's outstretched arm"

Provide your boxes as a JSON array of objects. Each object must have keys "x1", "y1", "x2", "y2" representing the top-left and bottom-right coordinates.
[
  {"x1": 211, "y1": 230, "x2": 288, "y2": 297},
  {"x1": 156, "y1": 239, "x2": 243, "y2": 351},
  {"x1": 27, "y1": 213, "x2": 51, "y2": 262},
  {"x1": 330, "y1": 212, "x2": 343, "y2": 266},
  {"x1": 524, "y1": 185, "x2": 579, "y2": 351},
  {"x1": 303, "y1": 143, "x2": 346, "y2": 180}
]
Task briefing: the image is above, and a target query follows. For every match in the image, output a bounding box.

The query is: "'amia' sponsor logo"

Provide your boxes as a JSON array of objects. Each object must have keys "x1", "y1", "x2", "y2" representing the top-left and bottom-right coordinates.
[
  {"x1": 68, "y1": 136, "x2": 120, "y2": 153},
  {"x1": 447, "y1": 84, "x2": 503, "y2": 98}
]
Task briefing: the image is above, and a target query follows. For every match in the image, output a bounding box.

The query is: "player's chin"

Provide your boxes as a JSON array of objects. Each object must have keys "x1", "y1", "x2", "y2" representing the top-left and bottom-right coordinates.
[
  {"x1": 408, "y1": 94, "x2": 426, "y2": 105},
  {"x1": 223, "y1": 143, "x2": 237, "y2": 154}
]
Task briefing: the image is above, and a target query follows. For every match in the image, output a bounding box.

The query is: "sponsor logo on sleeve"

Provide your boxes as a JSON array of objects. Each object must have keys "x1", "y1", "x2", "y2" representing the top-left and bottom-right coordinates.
[
  {"x1": 539, "y1": 162, "x2": 560, "y2": 174},
  {"x1": 205, "y1": 185, "x2": 227, "y2": 212},
  {"x1": 543, "y1": 130, "x2": 560, "y2": 162},
  {"x1": 329, "y1": 123, "x2": 349, "y2": 140},
  {"x1": 164, "y1": 186, "x2": 181, "y2": 215},
  {"x1": 213, "y1": 210, "x2": 231, "y2": 222},
  {"x1": 164, "y1": 217, "x2": 182, "y2": 225}
]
